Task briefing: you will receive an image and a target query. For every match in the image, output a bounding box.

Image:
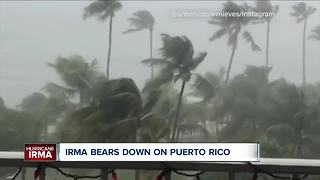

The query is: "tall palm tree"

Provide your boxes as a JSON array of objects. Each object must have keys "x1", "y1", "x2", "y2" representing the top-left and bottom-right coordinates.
[
  {"x1": 83, "y1": 0, "x2": 122, "y2": 79},
  {"x1": 309, "y1": 25, "x2": 320, "y2": 41},
  {"x1": 252, "y1": 0, "x2": 279, "y2": 77},
  {"x1": 208, "y1": 1, "x2": 261, "y2": 83},
  {"x1": 123, "y1": 10, "x2": 155, "y2": 77},
  {"x1": 291, "y1": 2, "x2": 316, "y2": 85},
  {"x1": 143, "y1": 34, "x2": 207, "y2": 142}
]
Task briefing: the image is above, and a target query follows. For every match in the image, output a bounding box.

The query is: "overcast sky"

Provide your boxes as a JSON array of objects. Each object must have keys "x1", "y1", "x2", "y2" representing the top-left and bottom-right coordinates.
[{"x1": 1, "y1": 1, "x2": 320, "y2": 108}]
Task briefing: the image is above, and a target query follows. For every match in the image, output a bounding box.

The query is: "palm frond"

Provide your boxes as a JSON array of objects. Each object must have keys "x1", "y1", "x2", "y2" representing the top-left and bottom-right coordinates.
[
  {"x1": 43, "y1": 82, "x2": 76, "y2": 98},
  {"x1": 141, "y1": 58, "x2": 168, "y2": 67},
  {"x1": 191, "y1": 73, "x2": 216, "y2": 99},
  {"x1": 124, "y1": 10, "x2": 154, "y2": 34},
  {"x1": 160, "y1": 34, "x2": 194, "y2": 65},
  {"x1": 208, "y1": 17, "x2": 230, "y2": 27},
  {"x1": 243, "y1": 31, "x2": 261, "y2": 51},
  {"x1": 83, "y1": 0, "x2": 122, "y2": 21},
  {"x1": 48, "y1": 55, "x2": 104, "y2": 90},
  {"x1": 309, "y1": 25, "x2": 320, "y2": 40},
  {"x1": 209, "y1": 27, "x2": 228, "y2": 41},
  {"x1": 142, "y1": 69, "x2": 174, "y2": 93},
  {"x1": 123, "y1": 28, "x2": 144, "y2": 34},
  {"x1": 291, "y1": 2, "x2": 315, "y2": 21},
  {"x1": 83, "y1": 1, "x2": 107, "y2": 20},
  {"x1": 307, "y1": 6, "x2": 316, "y2": 15},
  {"x1": 292, "y1": 2, "x2": 307, "y2": 16}
]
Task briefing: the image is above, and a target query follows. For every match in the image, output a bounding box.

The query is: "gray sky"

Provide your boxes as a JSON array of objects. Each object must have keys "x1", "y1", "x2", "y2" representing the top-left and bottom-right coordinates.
[{"x1": 1, "y1": 1, "x2": 320, "y2": 108}]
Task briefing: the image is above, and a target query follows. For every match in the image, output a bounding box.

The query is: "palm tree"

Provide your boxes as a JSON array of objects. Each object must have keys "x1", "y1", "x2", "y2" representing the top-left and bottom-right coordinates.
[
  {"x1": 0, "y1": 103, "x2": 41, "y2": 150},
  {"x1": 46, "y1": 55, "x2": 105, "y2": 104},
  {"x1": 252, "y1": 0, "x2": 279, "y2": 77},
  {"x1": 189, "y1": 69, "x2": 225, "y2": 138},
  {"x1": 19, "y1": 93, "x2": 48, "y2": 140},
  {"x1": 0, "y1": 99, "x2": 42, "y2": 180},
  {"x1": 123, "y1": 10, "x2": 155, "y2": 77},
  {"x1": 59, "y1": 78, "x2": 141, "y2": 142},
  {"x1": 291, "y1": 2, "x2": 316, "y2": 85},
  {"x1": 83, "y1": 0, "x2": 122, "y2": 79},
  {"x1": 57, "y1": 78, "x2": 170, "y2": 180},
  {"x1": 18, "y1": 92, "x2": 70, "y2": 142},
  {"x1": 266, "y1": 82, "x2": 320, "y2": 158},
  {"x1": 208, "y1": 1, "x2": 261, "y2": 83},
  {"x1": 58, "y1": 78, "x2": 170, "y2": 142},
  {"x1": 143, "y1": 34, "x2": 207, "y2": 142},
  {"x1": 214, "y1": 66, "x2": 271, "y2": 141},
  {"x1": 191, "y1": 69, "x2": 225, "y2": 102},
  {"x1": 309, "y1": 25, "x2": 320, "y2": 40}
]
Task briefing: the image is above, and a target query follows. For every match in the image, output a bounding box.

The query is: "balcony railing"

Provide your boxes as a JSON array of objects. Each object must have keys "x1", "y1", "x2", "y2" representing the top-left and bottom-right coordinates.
[{"x1": 1, "y1": 151, "x2": 320, "y2": 180}]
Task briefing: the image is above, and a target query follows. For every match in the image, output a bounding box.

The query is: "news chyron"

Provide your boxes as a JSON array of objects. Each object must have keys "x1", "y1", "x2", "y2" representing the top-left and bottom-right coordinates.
[
  {"x1": 24, "y1": 144, "x2": 57, "y2": 161},
  {"x1": 24, "y1": 143, "x2": 260, "y2": 162}
]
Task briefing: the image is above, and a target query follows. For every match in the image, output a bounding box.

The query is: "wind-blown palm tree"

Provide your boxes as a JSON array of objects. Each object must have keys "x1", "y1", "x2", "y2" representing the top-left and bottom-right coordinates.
[
  {"x1": 143, "y1": 34, "x2": 207, "y2": 142},
  {"x1": 191, "y1": 69, "x2": 225, "y2": 102},
  {"x1": 58, "y1": 78, "x2": 170, "y2": 180},
  {"x1": 208, "y1": 1, "x2": 261, "y2": 83},
  {"x1": 291, "y1": 2, "x2": 316, "y2": 85},
  {"x1": 83, "y1": 0, "x2": 122, "y2": 79},
  {"x1": 309, "y1": 25, "x2": 320, "y2": 41},
  {"x1": 46, "y1": 55, "x2": 105, "y2": 104},
  {"x1": 19, "y1": 93, "x2": 48, "y2": 140},
  {"x1": 189, "y1": 69, "x2": 225, "y2": 138},
  {"x1": 252, "y1": 0, "x2": 279, "y2": 76},
  {"x1": 0, "y1": 101, "x2": 41, "y2": 150},
  {"x1": 266, "y1": 82, "x2": 320, "y2": 158},
  {"x1": 123, "y1": 10, "x2": 155, "y2": 77},
  {"x1": 59, "y1": 78, "x2": 170, "y2": 143},
  {"x1": 214, "y1": 66, "x2": 271, "y2": 141}
]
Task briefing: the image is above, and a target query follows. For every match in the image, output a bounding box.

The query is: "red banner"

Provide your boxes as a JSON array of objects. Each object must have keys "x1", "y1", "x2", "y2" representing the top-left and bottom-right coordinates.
[{"x1": 24, "y1": 144, "x2": 57, "y2": 161}]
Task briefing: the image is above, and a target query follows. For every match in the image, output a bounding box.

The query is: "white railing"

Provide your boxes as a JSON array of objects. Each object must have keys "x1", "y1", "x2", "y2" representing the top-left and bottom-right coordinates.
[{"x1": 0, "y1": 151, "x2": 320, "y2": 180}]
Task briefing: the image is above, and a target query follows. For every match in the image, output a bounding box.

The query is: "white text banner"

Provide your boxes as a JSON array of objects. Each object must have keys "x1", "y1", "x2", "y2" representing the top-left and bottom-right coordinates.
[{"x1": 58, "y1": 143, "x2": 259, "y2": 162}]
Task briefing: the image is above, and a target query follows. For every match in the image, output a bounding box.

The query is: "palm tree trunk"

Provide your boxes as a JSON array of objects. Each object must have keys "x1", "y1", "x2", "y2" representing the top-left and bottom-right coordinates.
[
  {"x1": 302, "y1": 18, "x2": 307, "y2": 85},
  {"x1": 265, "y1": 21, "x2": 270, "y2": 78},
  {"x1": 150, "y1": 28, "x2": 154, "y2": 78},
  {"x1": 225, "y1": 45, "x2": 237, "y2": 83},
  {"x1": 106, "y1": 15, "x2": 113, "y2": 80},
  {"x1": 171, "y1": 81, "x2": 186, "y2": 142}
]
